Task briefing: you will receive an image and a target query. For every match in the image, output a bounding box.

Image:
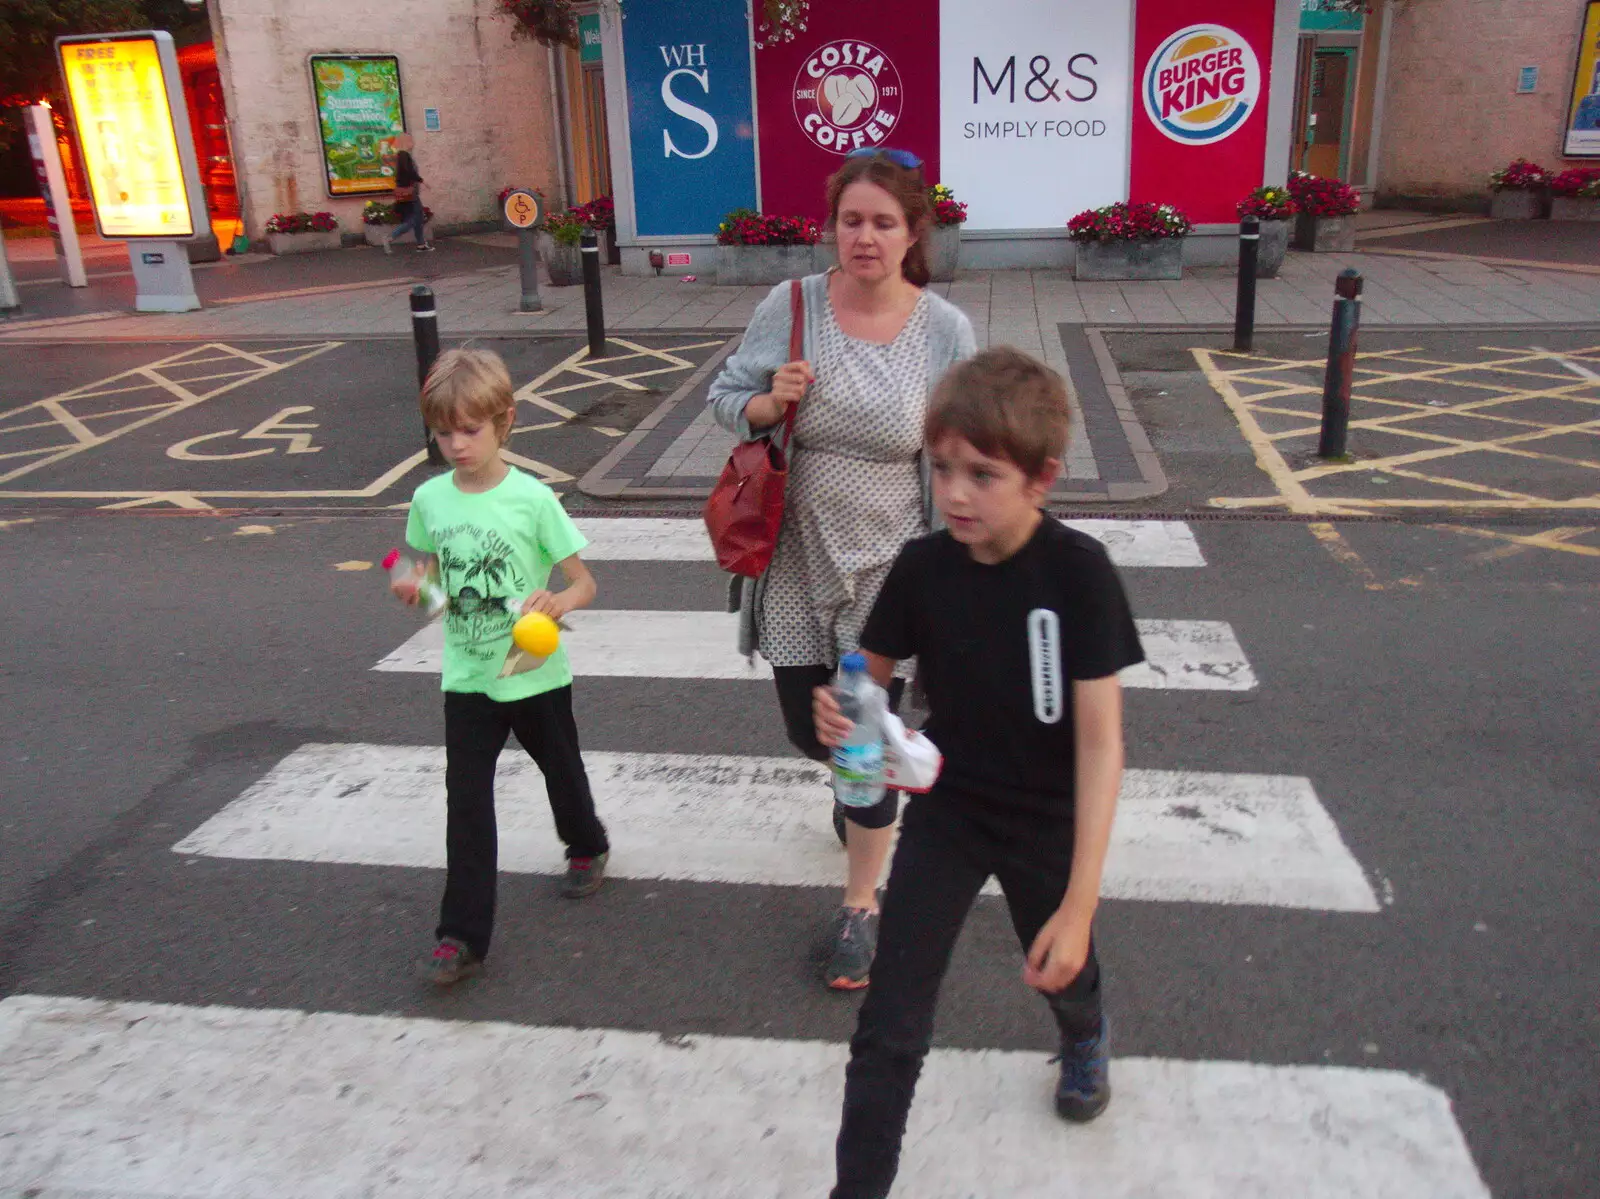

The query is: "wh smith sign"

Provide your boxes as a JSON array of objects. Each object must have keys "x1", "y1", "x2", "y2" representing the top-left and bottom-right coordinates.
[{"x1": 623, "y1": 0, "x2": 756, "y2": 237}]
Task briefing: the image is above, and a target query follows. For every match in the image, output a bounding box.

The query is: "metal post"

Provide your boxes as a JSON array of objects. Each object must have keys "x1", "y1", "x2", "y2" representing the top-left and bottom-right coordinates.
[
  {"x1": 581, "y1": 228, "x2": 606, "y2": 358},
  {"x1": 1233, "y1": 216, "x2": 1259, "y2": 353},
  {"x1": 517, "y1": 226, "x2": 542, "y2": 312},
  {"x1": 411, "y1": 284, "x2": 446, "y2": 465},
  {"x1": 1318, "y1": 268, "x2": 1364, "y2": 460}
]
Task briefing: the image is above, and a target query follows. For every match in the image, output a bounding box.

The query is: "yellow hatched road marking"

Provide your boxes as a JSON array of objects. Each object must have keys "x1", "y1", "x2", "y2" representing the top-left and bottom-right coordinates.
[
  {"x1": 1204, "y1": 341, "x2": 1600, "y2": 515},
  {"x1": 0, "y1": 342, "x2": 342, "y2": 486}
]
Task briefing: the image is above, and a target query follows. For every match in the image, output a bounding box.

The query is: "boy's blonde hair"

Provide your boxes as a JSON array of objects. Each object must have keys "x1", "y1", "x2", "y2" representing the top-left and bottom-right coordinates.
[
  {"x1": 924, "y1": 346, "x2": 1071, "y2": 478},
  {"x1": 419, "y1": 348, "x2": 515, "y2": 439}
]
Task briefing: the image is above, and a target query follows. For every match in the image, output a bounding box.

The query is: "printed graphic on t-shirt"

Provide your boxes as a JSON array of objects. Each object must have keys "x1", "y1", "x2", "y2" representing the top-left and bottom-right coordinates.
[
  {"x1": 1027, "y1": 607, "x2": 1064, "y2": 724},
  {"x1": 435, "y1": 523, "x2": 530, "y2": 663}
]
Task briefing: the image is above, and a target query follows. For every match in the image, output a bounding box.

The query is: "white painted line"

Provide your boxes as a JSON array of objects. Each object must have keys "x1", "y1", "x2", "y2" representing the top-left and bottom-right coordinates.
[
  {"x1": 0, "y1": 995, "x2": 1489, "y2": 1199},
  {"x1": 374, "y1": 610, "x2": 773, "y2": 680},
  {"x1": 573, "y1": 516, "x2": 714, "y2": 560},
  {"x1": 567, "y1": 517, "x2": 1204, "y2": 567},
  {"x1": 1120, "y1": 619, "x2": 1257, "y2": 691},
  {"x1": 375, "y1": 613, "x2": 1255, "y2": 690},
  {"x1": 174, "y1": 746, "x2": 1376, "y2": 910},
  {"x1": 1555, "y1": 355, "x2": 1600, "y2": 384},
  {"x1": 1065, "y1": 519, "x2": 1206, "y2": 567}
]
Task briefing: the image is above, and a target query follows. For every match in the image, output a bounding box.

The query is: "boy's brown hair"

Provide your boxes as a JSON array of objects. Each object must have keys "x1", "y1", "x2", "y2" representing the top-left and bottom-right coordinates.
[
  {"x1": 419, "y1": 348, "x2": 515, "y2": 440},
  {"x1": 924, "y1": 346, "x2": 1071, "y2": 477}
]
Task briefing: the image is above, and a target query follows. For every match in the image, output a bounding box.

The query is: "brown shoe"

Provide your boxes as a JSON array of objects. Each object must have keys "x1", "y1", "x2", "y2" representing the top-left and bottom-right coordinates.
[
  {"x1": 419, "y1": 936, "x2": 482, "y2": 986},
  {"x1": 562, "y1": 851, "x2": 608, "y2": 898}
]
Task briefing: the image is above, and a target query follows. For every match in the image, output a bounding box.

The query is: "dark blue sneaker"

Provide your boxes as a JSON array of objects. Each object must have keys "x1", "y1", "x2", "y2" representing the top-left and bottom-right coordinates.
[
  {"x1": 823, "y1": 906, "x2": 877, "y2": 990},
  {"x1": 1052, "y1": 1019, "x2": 1111, "y2": 1122}
]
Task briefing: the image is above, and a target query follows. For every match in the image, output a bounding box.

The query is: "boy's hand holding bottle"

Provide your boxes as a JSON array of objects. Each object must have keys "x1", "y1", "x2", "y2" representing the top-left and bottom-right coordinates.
[{"x1": 384, "y1": 549, "x2": 446, "y2": 617}]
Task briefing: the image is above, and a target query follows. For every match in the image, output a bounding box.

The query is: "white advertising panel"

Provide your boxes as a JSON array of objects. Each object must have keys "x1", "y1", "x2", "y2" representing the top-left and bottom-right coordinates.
[{"x1": 939, "y1": 0, "x2": 1133, "y2": 230}]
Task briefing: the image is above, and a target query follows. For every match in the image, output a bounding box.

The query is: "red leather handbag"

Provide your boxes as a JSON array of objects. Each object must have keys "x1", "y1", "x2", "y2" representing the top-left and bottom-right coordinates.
[{"x1": 703, "y1": 279, "x2": 804, "y2": 578}]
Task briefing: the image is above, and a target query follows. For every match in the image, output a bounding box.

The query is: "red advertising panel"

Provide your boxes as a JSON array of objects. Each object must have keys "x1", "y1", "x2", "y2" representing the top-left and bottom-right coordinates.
[
  {"x1": 754, "y1": 0, "x2": 940, "y2": 221},
  {"x1": 1129, "y1": 0, "x2": 1277, "y2": 223}
]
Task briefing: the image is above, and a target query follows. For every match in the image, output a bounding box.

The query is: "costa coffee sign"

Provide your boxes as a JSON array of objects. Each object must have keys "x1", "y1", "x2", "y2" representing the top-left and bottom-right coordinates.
[{"x1": 792, "y1": 40, "x2": 904, "y2": 153}]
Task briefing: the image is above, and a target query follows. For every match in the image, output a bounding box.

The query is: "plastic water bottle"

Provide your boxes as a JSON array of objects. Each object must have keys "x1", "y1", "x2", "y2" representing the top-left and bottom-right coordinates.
[
  {"x1": 831, "y1": 652, "x2": 887, "y2": 809},
  {"x1": 382, "y1": 548, "x2": 448, "y2": 618}
]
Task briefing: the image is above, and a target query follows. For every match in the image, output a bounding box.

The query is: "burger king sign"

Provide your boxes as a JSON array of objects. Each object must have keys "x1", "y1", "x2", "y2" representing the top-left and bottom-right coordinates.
[{"x1": 1142, "y1": 24, "x2": 1261, "y2": 145}]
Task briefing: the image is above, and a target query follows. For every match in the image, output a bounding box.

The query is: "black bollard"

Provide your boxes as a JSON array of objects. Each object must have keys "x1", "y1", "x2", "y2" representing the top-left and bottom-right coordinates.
[
  {"x1": 411, "y1": 284, "x2": 446, "y2": 465},
  {"x1": 1318, "y1": 268, "x2": 1364, "y2": 460},
  {"x1": 581, "y1": 228, "x2": 606, "y2": 358},
  {"x1": 1233, "y1": 217, "x2": 1259, "y2": 353}
]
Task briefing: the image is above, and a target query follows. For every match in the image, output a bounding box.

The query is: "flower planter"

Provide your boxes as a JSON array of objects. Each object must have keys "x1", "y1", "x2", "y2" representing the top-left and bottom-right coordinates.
[
  {"x1": 542, "y1": 236, "x2": 583, "y2": 286},
  {"x1": 1255, "y1": 218, "x2": 1291, "y2": 278},
  {"x1": 1073, "y1": 238, "x2": 1184, "y2": 281},
  {"x1": 715, "y1": 243, "x2": 818, "y2": 286},
  {"x1": 267, "y1": 229, "x2": 341, "y2": 255},
  {"x1": 1292, "y1": 213, "x2": 1356, "y2": 253},
  {"x1": 925, "y1": 223, "x2": 960, "y2": 282},
  {"x1": 1489, "y1": 189, "x2": 1546, "y2": 220},
  {"x1": 1550, "y1": 196, "x2": 1600, "y2": 221}
]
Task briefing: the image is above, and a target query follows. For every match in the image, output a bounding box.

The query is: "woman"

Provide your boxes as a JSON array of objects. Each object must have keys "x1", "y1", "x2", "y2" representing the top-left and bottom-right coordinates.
[
  {"x1": 385, "y1": 134, "x2": 432, "y2": 253},
  {"x1": 708, "y1": 148, "x2": 976, "y2": 990}
]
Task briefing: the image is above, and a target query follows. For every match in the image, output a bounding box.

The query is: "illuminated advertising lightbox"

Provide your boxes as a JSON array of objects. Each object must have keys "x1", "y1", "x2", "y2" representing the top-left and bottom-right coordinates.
[
  {"x1": 57, "y1": 33, "x2": 204, "y2": 239},
  {"x1": 311, "y1": 55, "x2": 407, "y2": 196}
]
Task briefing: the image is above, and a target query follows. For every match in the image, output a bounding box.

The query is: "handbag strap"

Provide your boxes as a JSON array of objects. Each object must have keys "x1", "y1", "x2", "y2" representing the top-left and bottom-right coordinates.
[{"x1": 777, "y1": 278, "x2": 803, "y2": 452}]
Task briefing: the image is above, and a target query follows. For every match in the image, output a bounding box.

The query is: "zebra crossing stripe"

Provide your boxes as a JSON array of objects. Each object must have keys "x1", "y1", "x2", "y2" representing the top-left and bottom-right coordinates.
[
  {"x1": 373, "y1": 613, "x2": 1257, "y2": 690},
  {"x1": 572, "y1": 517, "x2": 1206, "y2": 567},
  {"x1": 0, "y1": 995, "x2": 1489, "y2": 1198},
  {"x1": 172, "y1": 746, "x2": 1378, "y2": 912}
]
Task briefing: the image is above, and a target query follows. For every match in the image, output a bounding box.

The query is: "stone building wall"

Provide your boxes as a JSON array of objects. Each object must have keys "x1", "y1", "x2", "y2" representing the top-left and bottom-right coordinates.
[
  {"x1": 1377, "y1": 0, "x2": 1594, "y2": 206},
  {"x1": 210, "y1": 0, "x2": 563, "y2": 237}
]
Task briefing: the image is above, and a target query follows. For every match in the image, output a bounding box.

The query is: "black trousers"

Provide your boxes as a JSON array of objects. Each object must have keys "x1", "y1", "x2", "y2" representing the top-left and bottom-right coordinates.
[
  {"x1": 772, "y1": 664, "x2": 904, "y2": 831},
  {"x1": 438, "y1": 687, "x2": 609, "y2": 960},
  {"x1": 831, "y1": 794, "x2": 1104, "y2": 1199}
]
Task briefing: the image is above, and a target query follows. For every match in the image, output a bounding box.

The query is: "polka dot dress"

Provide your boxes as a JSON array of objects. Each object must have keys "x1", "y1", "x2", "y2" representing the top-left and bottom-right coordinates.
[{"x1": 759, "y1": 290, "x2": 931, "y2": 674}]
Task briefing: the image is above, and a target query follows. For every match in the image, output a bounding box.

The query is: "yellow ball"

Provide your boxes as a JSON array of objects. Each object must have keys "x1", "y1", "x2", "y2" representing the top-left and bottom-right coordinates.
[{"x1": 512, "y1": 611, "x2": 561, "y2": 657}]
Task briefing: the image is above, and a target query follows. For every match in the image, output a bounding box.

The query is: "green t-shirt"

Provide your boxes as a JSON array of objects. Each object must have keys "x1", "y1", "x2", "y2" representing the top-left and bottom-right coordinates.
[{"x1": 405, "y1": 467, "x2": 588, "y2": 701}]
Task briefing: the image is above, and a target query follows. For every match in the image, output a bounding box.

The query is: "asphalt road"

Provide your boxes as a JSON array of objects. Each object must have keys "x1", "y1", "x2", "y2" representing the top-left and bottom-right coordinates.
[{"x1": 0, "y1": 331, "x2": 1595, "y2": 1197}]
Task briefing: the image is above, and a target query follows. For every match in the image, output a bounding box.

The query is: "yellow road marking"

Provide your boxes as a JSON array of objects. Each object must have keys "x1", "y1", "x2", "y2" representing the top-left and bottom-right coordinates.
[
  {"x1": 1435, "y1": 524, "x2": 1600, "y2": 558},
  {"x1": 0, "y1": 343, "x2": 341, "y2": 486},
  {"x1": 1307, "y1": 522, "x2": 1385, "y2": 590},
  {"x1": 1194, "y1": 348, "x2": 1323, "y2": 515},
  {"x1": 101, "y1": 492, "x2": 214, "y2": 510}
]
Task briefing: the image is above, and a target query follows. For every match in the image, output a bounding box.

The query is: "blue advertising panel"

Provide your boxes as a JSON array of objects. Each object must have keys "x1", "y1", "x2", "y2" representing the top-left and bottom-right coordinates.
[{"x1": 624, "y1": 0, "x2": 757, "y2": 236}]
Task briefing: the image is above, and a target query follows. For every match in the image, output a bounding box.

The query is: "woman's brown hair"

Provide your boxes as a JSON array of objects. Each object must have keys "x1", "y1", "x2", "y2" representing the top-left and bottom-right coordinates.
[{"x1": 824, "y1": 152, "x2": 932, "y2": 287}]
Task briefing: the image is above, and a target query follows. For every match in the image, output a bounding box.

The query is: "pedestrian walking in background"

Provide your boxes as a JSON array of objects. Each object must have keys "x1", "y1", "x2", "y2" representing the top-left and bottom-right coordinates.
[
  {"x1": 385, "y1": 133, "x2": 432, "y2": 253},
  {"x1": 707, "y1": 148, "x2": 976, "y2": 991}
]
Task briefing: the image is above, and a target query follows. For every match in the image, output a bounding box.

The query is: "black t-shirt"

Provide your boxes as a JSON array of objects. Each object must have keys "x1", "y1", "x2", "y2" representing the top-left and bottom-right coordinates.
[{"x1": 860, "y1": 515, "x2": 1144, "y2": 821}]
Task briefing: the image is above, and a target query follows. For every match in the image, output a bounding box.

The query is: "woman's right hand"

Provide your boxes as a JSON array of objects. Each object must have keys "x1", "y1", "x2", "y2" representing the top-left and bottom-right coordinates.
[{"x1": 770, "y1": 359, "x2": 814, "y2": 409}]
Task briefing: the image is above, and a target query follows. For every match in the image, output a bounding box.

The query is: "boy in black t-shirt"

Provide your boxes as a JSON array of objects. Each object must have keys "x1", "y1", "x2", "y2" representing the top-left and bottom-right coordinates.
[{"x1": 813, "y1": 347, "x2": 1145, "y2": 1199}]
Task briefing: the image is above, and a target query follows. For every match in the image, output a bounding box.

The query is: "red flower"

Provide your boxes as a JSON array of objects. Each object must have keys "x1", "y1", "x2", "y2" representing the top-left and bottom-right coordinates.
[
  {"x1": 1287, "y1": 172, "x2": 1359, "y2": 217},
  {"x1": 1549, "y1": 167, "x2": 1600, "y2": 198}
]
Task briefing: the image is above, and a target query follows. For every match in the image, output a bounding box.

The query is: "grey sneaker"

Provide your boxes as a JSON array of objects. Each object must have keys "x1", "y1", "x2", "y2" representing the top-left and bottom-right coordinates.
[
  {"x1": 562, "y1": 851, "x2": 608, "y2": 898},
  {"x1": 824, "y1": 906, "x2": 877, "y2": 990},
  {"x1": 1052, "y1": 1019, "x2": 1111, "y2": 1122},
  {"x1": 419, "y1": 936, "x2": 482, "y2": 987}
]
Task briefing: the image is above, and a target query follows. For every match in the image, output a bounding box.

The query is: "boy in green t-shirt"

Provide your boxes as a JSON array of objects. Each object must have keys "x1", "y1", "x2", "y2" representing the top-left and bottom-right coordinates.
[{"x1": 391, "y1": 348, "x2": 609, "y2": 986}]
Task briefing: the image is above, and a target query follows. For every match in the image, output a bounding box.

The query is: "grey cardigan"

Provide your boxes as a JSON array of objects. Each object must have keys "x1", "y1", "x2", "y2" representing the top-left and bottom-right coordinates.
[{"x1": 707, "y1": 272, "x2": 978, "y2": 657}]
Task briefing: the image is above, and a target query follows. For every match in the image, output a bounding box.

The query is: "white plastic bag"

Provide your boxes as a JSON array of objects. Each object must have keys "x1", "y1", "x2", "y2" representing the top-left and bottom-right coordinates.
[{"x1": 881, "y1": 712, "x2": 942, "y2": 793}]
